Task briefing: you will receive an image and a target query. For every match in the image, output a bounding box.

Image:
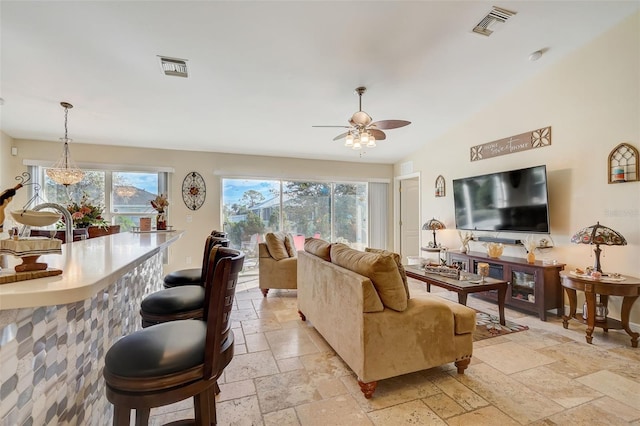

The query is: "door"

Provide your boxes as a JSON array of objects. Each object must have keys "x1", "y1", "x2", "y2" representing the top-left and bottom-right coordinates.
[{"x1": 399, "y1": 177, "x2": 420, "y2": 264}]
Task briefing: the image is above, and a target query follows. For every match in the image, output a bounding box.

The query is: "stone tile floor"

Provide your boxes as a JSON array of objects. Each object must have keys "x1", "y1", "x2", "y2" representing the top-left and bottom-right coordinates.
[{"x1": 148, "y1": 276, "x2": 640, "y2": 425}]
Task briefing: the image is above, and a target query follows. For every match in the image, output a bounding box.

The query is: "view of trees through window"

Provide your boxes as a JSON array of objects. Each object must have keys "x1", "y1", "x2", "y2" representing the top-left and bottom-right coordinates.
[
  {"x1": 222, "y1": 178, "x2": 368, "y2": 267},
  {"x1": 39, "y1": 168, "x2": 165, "y2": 231}
]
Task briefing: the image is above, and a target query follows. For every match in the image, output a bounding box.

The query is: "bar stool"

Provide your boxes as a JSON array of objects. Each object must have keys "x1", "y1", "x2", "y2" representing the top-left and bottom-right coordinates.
[
  {"x1": 164, "y1": 233, "x2": 229, "y2": 289},
  {"x1": 104, "y1": 247, "x2": 244, "y2": 426},
  {"x1": 140, "y1": 235, "x2": 218, "y2": 328}
]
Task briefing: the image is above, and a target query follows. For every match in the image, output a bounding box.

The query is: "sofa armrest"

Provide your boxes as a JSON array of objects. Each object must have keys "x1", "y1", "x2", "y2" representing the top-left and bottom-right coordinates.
[
  {"x1": 359, "y1": 295, "x2": 475, "y2": 382},
  {"x1": 446, "y1": 300, "x2": 477, "y2": 335},
  {"x1": 258, "y1": 243, "x2": 271, "y2": 259},
  {"x1": 259, "y1": 255, "x2": 297, "y2": 290}
]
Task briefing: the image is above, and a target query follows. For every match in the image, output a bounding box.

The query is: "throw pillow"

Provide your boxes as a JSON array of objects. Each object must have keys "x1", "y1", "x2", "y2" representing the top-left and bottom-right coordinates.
[
  {"x1": 284, "y1": 233, "x2": 297, "y2": 258},
  {"x1": 265, "y1": 232, "x2": 289, "y2": 261},
  {"x1": 331, "y1": 244, "x2": 408, "y2": 312},
  {"x1": 304, "y1": 237, "x2": 331, "y2": 261},
  {"x1": 365, "y1": 247, "x2": 410, "y2": 299}
]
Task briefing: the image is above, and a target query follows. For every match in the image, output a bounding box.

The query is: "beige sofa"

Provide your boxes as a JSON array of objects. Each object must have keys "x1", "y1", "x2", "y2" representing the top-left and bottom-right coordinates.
[
  {"x1": 258, "y1": 232, "x2": 297, "y2": 297},
  {"x1": 297, "y1": 238, "x2": 476, "y2": 398}
]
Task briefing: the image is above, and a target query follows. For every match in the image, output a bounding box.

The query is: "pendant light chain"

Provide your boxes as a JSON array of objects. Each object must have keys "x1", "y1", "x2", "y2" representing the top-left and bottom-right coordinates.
[{"x1": 46, "y1": 101, "x2": 84, "y2": 186}]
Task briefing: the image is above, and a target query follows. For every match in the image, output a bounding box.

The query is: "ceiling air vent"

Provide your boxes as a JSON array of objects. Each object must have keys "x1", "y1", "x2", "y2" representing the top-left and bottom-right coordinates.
[
  {"x1": 158, "y1": 56, "x2": 188, "y2": 78},
  {"x1": 473, "y1": 6, "x2": 517, "y2": 37}
]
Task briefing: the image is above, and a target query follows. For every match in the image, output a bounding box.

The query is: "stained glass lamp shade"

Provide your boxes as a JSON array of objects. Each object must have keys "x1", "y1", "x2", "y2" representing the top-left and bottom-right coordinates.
[
  {"x1": 571, "y1": 221, "x2": 627, "y2": 273},
  {"x1": 422, "y1": 218, "x2": 445, "y2": 247}
]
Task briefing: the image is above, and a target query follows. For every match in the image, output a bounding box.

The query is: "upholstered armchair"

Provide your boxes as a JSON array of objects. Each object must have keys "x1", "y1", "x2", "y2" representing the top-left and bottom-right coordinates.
[{"x1": 258, "y1": 232, "x2": 297, "y2": 297}]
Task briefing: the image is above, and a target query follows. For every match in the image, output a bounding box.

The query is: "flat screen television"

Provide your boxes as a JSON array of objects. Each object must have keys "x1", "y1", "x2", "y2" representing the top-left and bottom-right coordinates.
[{"x1": 453, "y1": 165, "x2": 550, "y2": 233}]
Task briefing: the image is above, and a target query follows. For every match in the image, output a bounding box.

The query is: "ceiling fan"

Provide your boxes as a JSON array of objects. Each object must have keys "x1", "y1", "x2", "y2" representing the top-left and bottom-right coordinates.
[{"x1": 313, "y1": 86, "x2": 411, "y2": 150}]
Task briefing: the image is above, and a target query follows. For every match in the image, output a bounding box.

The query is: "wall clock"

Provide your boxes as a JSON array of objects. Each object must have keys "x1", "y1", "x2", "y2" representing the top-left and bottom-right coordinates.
[{"x1": 182, "y1": 171, "x2": 206, "y2": 210}]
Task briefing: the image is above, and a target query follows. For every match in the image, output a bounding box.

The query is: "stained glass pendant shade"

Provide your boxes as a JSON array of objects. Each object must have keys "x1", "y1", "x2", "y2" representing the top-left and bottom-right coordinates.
[{"x1": 571, "y1": 221, "x2": 627, "y2": 273}]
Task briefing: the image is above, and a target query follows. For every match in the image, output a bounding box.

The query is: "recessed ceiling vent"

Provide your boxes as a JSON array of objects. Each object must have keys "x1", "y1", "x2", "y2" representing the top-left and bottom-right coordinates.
[
  {"x1": 473, "y1": 6, "x2": 517, "y2": 37},
  {"x1": 158, "y1": 56, "x2": 188, "y2": 78}
]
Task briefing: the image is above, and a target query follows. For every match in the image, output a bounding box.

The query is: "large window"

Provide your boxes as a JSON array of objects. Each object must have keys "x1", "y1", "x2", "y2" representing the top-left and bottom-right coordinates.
[
  {"x1": 222, "y1": 178, "x2": 372, "y2": 269},
  {"x1": 30, "y1": 166, "x2": 168, "y2": 232}
]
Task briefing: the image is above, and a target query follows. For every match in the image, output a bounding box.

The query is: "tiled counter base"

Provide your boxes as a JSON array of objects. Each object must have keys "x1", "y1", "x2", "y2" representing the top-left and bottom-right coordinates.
[{"x1": 0, "y1": 253, "x2": 163, "y2": 425}]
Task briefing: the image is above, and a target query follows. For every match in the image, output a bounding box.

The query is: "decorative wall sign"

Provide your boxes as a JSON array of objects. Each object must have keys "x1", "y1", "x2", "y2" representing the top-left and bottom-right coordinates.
[
  {"x1": 182, "y1": 171, "x2": 206, "y2": 210},
  {"x1": 470, "y1": 126, "x2": 551, "y2": 161},
  {"x1": 435, "y1": 175, "x2": 445, "y2": 197},
  {"x1": 608, "y1": 142, "x2": 638, "y2": 184}
]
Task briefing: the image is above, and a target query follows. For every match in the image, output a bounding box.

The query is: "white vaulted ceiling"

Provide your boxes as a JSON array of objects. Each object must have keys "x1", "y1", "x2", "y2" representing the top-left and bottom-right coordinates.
[{"x1": 1, "y1": 1, "x2": 638, "y2": 163}]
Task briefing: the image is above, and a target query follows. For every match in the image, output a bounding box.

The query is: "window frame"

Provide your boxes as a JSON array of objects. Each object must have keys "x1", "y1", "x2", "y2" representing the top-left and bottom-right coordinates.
[{"x1": 27, "y1": 165, "x2": 170, "y2": 226}]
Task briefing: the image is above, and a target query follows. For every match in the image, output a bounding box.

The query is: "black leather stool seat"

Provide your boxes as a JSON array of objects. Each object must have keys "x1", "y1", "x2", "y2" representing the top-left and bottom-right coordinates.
[
  {"x1": 163, "y1": 237, "x2": 230, "y2": 289},
  {"x1": 163, "y1": 268, "x2": 202, "y2": 288},
  {"x1": 140, "y1": 285, "x2": 205, "y2": 314},
  {"x1": 105, "y1": 320, "x2": 206, "y2": 379}
]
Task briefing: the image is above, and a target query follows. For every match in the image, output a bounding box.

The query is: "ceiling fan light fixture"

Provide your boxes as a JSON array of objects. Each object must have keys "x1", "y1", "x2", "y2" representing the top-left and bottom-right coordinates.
[
  {"x1": 360, "y1": 131, "x2": 370, "y2": 145},
  {"x1": 312, "y1": 86, "x2": 411, "y2": 153},
  {"x1": 345, "y1": 133, "x2": 354, "y2": 147},
  {"x1": 367, "y1": 135, "x2": 376, "y2": 148}
]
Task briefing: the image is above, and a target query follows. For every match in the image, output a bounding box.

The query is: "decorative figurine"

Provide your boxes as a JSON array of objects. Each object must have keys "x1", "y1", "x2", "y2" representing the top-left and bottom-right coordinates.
[{"x1": 0, "y1": 182, "x2": 23, "y2": 233}]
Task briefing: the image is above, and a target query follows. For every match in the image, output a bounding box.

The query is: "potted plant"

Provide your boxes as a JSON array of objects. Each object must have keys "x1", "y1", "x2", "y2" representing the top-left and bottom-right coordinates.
[{"x1": 62, "y1": 193, "x2": 119, "y2": 239}]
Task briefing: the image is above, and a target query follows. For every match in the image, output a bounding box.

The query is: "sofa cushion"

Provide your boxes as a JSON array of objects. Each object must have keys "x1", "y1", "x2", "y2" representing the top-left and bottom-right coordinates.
[
  {"x1": 365, "y1": 248, "x2": 410, "y2": 299},
  {"x1": 331, "y1": 244, "x2": 408, "y2": 312},
  {"x1": 284, "y1": 234, "x2": 297, "y2": 258},
  {"x1": 265, "y1": 232, "x2": 289, "y2": 261},
  {"x1": 304, "y1": 237, "x2": 332, "y2": 261}
]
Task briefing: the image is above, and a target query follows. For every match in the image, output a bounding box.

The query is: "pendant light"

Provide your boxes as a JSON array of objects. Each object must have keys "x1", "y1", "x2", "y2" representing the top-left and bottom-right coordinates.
[{"x1": 46, "y1": 102, "x2": 84, "y2": 186}]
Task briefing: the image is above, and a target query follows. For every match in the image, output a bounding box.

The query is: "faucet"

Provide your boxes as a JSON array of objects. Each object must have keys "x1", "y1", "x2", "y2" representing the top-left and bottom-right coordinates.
[{"x1": 30, "y1": 203, "x2": 74, "y2": 244}]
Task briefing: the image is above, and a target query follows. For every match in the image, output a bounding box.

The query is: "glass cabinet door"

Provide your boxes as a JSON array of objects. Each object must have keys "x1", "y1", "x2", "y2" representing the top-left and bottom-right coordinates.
[{"x1": 511, "y1": 268, "x2": 536, "y2": 303}]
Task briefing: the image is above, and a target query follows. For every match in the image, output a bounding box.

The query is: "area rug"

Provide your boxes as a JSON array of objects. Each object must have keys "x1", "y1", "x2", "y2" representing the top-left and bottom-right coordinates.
[{"x1": 474, "y1": 311, "x2": 529, "y2": 341}]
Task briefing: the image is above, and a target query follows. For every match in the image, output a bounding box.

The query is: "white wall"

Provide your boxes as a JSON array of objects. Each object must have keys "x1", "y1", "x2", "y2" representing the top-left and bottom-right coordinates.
[
  {"x1": 0, "y1": 131, "x2": 14, "y2": 190},
  {"x1": 395, "y1": 13, "x2": 640, "y2": 321},
  {"x1": 6, "y1": 139, "x2": 393, "y2": 273}
]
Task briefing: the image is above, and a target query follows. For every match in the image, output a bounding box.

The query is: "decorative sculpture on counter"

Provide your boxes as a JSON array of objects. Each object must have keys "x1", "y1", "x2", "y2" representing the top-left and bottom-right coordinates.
[
  {"x1": 0, "y1": 172, "x2": 31, "y2": 232},
  {"x1": 150, "y1": 194, "x2": 169, "y2": 230},
  {"x1": 0, "y1": 172, "x2": 64, "y2": 274}
]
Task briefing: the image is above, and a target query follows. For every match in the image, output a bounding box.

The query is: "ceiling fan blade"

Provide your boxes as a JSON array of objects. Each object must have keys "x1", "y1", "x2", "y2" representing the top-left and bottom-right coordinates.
[
  {"x1": 312, "y1": 125, "x2": 351, "y2": 128},
  {"x1": 370, "y1": 120, "x2": 411, "y2": 130},
  {"x1": 333, "y1": 131, "x2": 349, "y2": 141},
  {"x1": 369, "y1": 129, "x2": 386, "y2": 141}
]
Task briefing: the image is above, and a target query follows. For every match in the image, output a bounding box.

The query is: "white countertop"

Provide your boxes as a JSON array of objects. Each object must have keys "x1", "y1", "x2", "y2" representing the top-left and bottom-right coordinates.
[{"x1": 0, "y1": 230, "x2": 183, "y2": 310}]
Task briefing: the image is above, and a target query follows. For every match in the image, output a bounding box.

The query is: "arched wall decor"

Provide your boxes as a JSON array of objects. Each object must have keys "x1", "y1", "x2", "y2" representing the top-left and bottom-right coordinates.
[
  {"x1": 435, "y1": 175, "x2": 445, "y2": 197},
  {"x1": 608, "y1": 142, "x2": 638, "y2": 184}
]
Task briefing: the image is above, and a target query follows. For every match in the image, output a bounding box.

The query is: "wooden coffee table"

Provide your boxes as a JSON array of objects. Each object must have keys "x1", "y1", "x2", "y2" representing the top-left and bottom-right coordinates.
[{"x1": 405, "y1": 265, "x2": 507, "y2": 325}]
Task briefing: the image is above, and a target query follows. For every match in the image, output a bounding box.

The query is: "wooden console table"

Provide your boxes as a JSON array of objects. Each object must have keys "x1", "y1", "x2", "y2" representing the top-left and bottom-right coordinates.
[
  {"x1": 447, "y1": 251, "x2": 565, "y2": 321},
  {"x1": 405, "y1": 265, "x2": 507, "y2": 325},
  {"x1": 560, "y1": 271, "x2": 640, "y2": 347}
]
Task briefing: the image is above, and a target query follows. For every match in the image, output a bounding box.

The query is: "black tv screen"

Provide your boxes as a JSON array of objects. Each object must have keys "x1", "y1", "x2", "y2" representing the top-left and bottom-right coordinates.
[{"x1": 453, "y1": 165, "x2": 550, "y2": 233}]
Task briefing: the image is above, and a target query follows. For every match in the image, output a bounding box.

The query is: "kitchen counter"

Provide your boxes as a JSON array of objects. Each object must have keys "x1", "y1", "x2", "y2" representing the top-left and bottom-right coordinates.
[
  {"x1": 0, "y1": 230, "x2": 182, "y2": 310},
  {"x1": 0, "y1": 230, "x2": 183, "y2": 425}
]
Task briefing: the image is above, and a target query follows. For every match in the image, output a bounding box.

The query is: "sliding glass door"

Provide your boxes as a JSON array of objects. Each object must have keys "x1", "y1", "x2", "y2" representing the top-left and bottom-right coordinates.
[
  {"x1": 222, "y1": 178, "x2": 371, "y2": 271},
  {"x1": 282, "y1": 181, "x2": 330, "y2": 246}
]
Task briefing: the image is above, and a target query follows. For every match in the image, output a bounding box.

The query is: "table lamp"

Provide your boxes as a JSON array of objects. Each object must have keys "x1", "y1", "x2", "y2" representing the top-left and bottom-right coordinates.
[
  {"x1": 423, "y1": 218, "x2": 445, "y2": 248},
  {"x1": 571, "y1": 221, "x2": 627, "y2": 273}
]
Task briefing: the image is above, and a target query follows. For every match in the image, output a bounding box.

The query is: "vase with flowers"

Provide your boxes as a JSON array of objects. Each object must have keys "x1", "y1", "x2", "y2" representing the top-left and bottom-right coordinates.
[
  {"x1": 63, "y1": 193, "x2": 109, "y2": 230},
  {"x1": 151, "y1": 194, "x2": 169, "y2": 230},
  {"x1": 523, "y1": 236, "x2": 538, "y2": 264}
]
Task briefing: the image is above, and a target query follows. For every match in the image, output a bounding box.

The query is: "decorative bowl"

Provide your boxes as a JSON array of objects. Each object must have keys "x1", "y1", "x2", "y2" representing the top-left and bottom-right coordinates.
[
  {"x1": 485, "y1": 242, "x2": 504, "y2": 258},
  {"x1": 10, "y1": 210, "x2": 61, "y2": 227}
]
